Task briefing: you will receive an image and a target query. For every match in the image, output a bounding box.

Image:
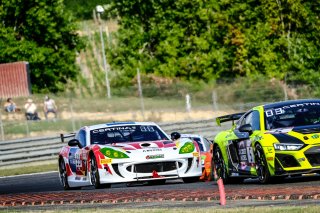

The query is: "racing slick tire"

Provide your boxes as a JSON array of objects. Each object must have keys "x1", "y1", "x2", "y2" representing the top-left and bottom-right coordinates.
[
  {"x1": 182, "y1": 177, "x2": 199, "y2": 183},
  {"x1": 59, "y1": 159, "x2": 72, "y2": 190},
  {"x1": 90, "y1": 155, "x2": 111, "y2": 189},
  {"x1": 255, "y1": 143, "x2": 271, "y2": 184},
  {"x1": 213, "y1": 146, "x2": 244, "y2": 184}
]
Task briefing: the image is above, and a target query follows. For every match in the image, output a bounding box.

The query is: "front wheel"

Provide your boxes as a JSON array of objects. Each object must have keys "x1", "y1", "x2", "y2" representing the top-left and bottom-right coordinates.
[
  {"x1": 90, "y1": 155, "x2": 111, "y2": 189},
  {"x1": 255, "y1": 144, "x2": 271, "y2": 184}
]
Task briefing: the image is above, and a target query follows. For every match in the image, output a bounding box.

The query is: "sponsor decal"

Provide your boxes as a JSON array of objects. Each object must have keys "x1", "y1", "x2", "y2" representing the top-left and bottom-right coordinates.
[
  {"x1": 145, "y1": 154, "x2": 164, "y2": 159},
  {"x1": 297, "y1": 157, "x2": 306, "y2": 162},
  {"x1": 266, "y1": 157, "x2": 274, "y2": 161},
  {"x1": 267, "y1": 147, "x2": 274, "y2": 153},
  {"x1": 143, "y1": 149, "x2": 162, "y2": 152},
  {"x1": 254, "y1": 136, "x2": 263, "y2": 141},
  {"x1": 265, "y1": 102, "x2": 320, "y2": 117},
  {"x1": 193, "y1": 152, "x2": 199, "y2": 157},
  {"x1": 311, "y1": 134, "x2": 320, "y2": 139},
  {"x1": 92, "y1": 126, "x2": 136, "y2": 134},
  {"x1": 100, "y1": 159, "x2": 112, "y2": 164},
  {"x1": 225, "y1": 134, "x2": 233, "y2": 139}
]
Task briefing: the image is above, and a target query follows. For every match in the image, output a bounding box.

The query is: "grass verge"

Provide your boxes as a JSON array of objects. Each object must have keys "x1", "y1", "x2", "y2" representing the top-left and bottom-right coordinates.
[{"x1": 0, "y1": 163, "x2": 57, "y2": 177}]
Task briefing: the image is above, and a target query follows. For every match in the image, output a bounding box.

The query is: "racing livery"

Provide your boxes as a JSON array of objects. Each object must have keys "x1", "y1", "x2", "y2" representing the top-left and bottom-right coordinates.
[
  {"x1": 58, "y1": 122, "x2": 202, "y2": 189},
  {"x1": 213, "y1": 99, "x2": 320, "y2": 184}
]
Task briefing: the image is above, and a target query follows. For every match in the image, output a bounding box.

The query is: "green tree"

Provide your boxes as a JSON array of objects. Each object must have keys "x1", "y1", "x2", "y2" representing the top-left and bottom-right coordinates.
[
  {"x1": 108, "y1": 0, "x2": 320, "y2": 94},
  {"x1": 0, "y1": 0, "x2": 83, "y2": 93},
  {"x1": 64, "y1": 0, "x2": 111, "y2": 20}
]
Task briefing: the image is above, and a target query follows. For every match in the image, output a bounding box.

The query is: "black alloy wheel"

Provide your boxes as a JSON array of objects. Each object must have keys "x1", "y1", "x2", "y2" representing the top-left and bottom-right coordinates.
[
  {"x1": 59, "y1": 159, "x2": 70, "y2": 190},
  {"x1": 90, "y1": 155, "x2": 111, "y2": 189},
  {"x1": 213, "y1": 146, "x2": 229, "y2": 183},
  {"x1": 255, "y1": 144, "x2": 271, "y2": 184}
]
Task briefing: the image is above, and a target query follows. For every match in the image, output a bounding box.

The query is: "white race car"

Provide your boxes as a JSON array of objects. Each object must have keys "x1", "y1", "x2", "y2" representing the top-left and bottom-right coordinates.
[{"x1": 58, "y1": 122, "x2": 202, "y2": 189}]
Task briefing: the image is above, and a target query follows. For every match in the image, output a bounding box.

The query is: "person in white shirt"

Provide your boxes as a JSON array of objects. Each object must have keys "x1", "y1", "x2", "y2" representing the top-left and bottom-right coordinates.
[
  {"x1": 24, "y1": 98, "x2": 40, "y2": 120},
  {"x1": 44, "y1": 96, "x2": 57, "y2": 120}
]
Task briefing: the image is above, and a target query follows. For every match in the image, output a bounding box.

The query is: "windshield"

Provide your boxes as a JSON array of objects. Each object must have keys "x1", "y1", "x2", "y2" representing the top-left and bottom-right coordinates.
[
  {"x1": 265, "y1": 103, "x2": 320, "y2": 130},
  {"x1": 90, "y1": 125, "x2": 169, "y2": 145}
]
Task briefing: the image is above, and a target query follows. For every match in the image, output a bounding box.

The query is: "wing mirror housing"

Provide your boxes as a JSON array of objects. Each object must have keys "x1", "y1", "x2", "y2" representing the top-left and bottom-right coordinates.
[
  {"x1": 68, "y1": 139, "x2": 83, "y2": 148},
  {"x1": 239, "y1": 124, "x2": 253, "y2": 135}
]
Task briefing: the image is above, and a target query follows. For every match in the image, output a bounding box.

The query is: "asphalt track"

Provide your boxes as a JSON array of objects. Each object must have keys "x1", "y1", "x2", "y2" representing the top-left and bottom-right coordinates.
[{"x1": 1, "y1": 172, "x2": 320, "y2": 210}]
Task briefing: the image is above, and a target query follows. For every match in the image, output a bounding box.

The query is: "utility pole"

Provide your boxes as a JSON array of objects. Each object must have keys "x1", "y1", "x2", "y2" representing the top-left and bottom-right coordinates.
[{"x1": 96, "y1": 5, "x2": 111, "y2": 99}]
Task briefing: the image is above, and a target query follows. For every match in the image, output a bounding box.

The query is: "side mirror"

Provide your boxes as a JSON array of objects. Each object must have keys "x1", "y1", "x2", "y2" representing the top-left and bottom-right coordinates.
[
  {"x1": 239, "y1": 124, "x2": 253, "y2": 135},
  {"x1": 68, "y1": 139, "x2": 83, "y2": 148}
]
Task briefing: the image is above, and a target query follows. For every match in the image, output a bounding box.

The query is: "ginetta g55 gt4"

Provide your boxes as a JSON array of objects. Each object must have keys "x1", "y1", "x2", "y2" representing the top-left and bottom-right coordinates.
[
  {"x1": 213, "y1": 99, "x2": 320, "y2": 184},
  {"x1": 58, "y1": 122, "x2": 202, "y2": 189}
]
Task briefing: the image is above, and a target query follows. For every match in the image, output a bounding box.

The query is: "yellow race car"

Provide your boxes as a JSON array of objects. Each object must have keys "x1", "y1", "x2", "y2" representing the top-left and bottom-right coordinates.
[{"x1": 213, "y1": 99, "x2": 320, "y2": 184}]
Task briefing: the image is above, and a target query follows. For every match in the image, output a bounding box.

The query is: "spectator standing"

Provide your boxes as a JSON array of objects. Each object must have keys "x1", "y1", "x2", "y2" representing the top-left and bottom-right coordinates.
[
  {"x1": 44, "y1": 96, "x2": 57, "y2": 120},
  {"x1": 24, "y1": 98, "x2": 40, "y2": 120}
]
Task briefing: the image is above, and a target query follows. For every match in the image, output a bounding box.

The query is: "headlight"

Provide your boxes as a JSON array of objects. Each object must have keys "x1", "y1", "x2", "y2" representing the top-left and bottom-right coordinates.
[
  {"x1": 100, "y1": 147, "x2": 129, "y2": 159},
  {"x1": 273, "y1": 143, "x2": 303, "y2": 151},
  {"x1": 179, "y1": 142, "x2": 195, "y2": 154}
]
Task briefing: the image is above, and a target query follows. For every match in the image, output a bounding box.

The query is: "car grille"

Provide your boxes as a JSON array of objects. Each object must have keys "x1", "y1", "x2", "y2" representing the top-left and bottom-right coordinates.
[
  {"x1": 275, "y1": 154, "x2": 300, "y2": 168},
  {"x1": 111, "y1": 164, "x2": 124, "y2": 178},
  {"x1": 304, "y1": 146, "x2": 320, "y2": 166},
  {"x1": 126, "y1": 161, "x2": 182, "y2": 173}
]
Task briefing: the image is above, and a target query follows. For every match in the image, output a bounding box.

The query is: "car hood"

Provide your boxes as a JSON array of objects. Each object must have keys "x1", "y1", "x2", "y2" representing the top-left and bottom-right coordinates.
[
  {"x1": 266, "y1": 125, "x2": 320, "y2": 145},
  {"x1": 100, "y1": 140, "x2": 176, "y2": 150}
]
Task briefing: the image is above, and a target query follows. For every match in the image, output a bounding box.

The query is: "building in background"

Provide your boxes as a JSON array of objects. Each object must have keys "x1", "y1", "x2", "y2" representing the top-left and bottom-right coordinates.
[{"x1": 0, "y1": 61, "x2": 31, "y2": 98}]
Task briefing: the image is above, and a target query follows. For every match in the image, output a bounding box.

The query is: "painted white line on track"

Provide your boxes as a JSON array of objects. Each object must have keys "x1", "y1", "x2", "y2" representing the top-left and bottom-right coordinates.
[{"x1": 0, "y1": 171, "x2": 58, "y2": 179}]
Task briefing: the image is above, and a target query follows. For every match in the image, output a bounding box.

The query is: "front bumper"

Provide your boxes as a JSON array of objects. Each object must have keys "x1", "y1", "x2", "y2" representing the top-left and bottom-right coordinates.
[
  {"x1": 98, "y1": 157, "x2": 202, "y2": 184},
  {"x1": 274, "y1": 145, "x2": 320, "y2": 175}
]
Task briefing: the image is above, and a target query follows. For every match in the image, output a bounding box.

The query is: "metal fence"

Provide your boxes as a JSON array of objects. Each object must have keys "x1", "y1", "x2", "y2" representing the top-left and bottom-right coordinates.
[
  {"x1": 0, "y1": 119, "x2": 231, "y2": 169},
  {"x1": 0, "y1": 98, "x2": 263, "y2": 142}
]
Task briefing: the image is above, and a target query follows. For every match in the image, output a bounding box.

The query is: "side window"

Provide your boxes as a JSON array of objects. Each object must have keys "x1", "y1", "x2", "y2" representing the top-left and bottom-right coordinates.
[
  {"x1": 240, "y1": 111, "x2": 260, "y2": 131},
  {"x1": 238, "y1": 113, "x2": 250, "y2": 127},
  {"x1": 251, "y1": 110, "x2": 260, "y2": 131},
  {"x1": 203, "y1": 138, "x2": 212, "y2": 151},
  {"x1": 76, "y1": 129, "x2": 87, "y2": 147}
]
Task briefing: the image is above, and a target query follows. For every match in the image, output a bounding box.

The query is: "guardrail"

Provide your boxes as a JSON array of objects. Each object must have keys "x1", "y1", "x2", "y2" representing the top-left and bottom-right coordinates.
[{"x1": 0, "y1": 119, "x2": 229, "y2": 169}]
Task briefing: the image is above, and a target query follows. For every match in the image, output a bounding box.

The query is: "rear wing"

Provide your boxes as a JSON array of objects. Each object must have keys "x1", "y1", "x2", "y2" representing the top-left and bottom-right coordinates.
[
  {"x1": 60, "y1": 133, "x2": 76, "y2": 143},
  {"x1": 216, "y1": 112, "x2": 245, "y2": 126}
]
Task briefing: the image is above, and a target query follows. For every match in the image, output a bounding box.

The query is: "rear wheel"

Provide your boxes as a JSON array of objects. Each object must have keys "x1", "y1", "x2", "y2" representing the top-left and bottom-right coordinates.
[
  {"x1": 213, "y1": 146, "x2": 244, "y2": 184},
  {"x1": 59, "y1": 159, "x2": 70, "y2": 190},
  {"x1": 90, "y1": 155, "x2": 111, "y2": 189},
  {"x1": 255, "y1": 144, "x2": 271, "y2": 184},
  {"x1": 213, "y1": 146, "x2": 229, "y2": 183}
]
